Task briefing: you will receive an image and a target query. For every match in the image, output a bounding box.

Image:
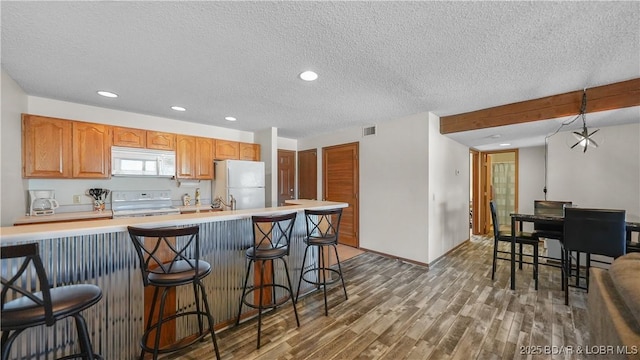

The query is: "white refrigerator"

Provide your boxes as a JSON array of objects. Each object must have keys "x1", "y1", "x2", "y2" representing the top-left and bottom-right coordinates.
[{"x1": 213, "y1": 160, "x2": 266, "y2": 210}]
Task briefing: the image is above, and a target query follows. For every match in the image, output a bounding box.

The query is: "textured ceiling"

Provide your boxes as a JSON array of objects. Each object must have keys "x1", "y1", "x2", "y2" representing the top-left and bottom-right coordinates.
[{"x1": 2, "y1": 1, "x2": 639, "y2": 146}]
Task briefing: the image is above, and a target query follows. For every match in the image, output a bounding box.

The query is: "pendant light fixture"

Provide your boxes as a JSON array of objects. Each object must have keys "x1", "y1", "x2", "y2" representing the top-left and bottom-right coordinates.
[{"x1": 569, "y1": 89, "x2": 599, "y2": 152}]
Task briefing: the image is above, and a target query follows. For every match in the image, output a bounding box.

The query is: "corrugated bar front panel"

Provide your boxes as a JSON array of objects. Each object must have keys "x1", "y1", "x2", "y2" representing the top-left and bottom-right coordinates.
[{"x1": 1, "y1": 210, "x2": 318, "y2": 359}]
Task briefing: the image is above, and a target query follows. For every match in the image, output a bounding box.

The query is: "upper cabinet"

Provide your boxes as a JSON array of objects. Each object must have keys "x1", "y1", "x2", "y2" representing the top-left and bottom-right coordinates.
[
  {"x1": 22, "y1": 115, "x2": 72, "y2": 178},
  {"x1": 113, "y1": 126, "x2": 145, "y2": 148},
  {"x1": 72, "y1": 122, "x2": 111, "y2": 178},
  {"x1": 239, "y1": 142, "x2": 261, "y2": 161},
  {"x1": 215, "y1": 140, "x2": 240, "y2": 160},
  {"x1": 147, "y1": 131, "x2": 175, "y2": 150},
  {"x1": 23, "y1": 115, "x2": 111, "y2": 179},
  {"x1": 113, "y1": 127, "x2": 175, "y2": 151},
  {"x1": 176, "y1": 135, "x2": 214, "y2": 180},
  {"x1": 196, "y1": 137, "x2": 214, "y2": 179},
  {"x1": 176, "y1": 135, "x2": 197, "y2": 179},
  {"x1": 22, "y1": 113, "x2": 260, "y2": 179}
]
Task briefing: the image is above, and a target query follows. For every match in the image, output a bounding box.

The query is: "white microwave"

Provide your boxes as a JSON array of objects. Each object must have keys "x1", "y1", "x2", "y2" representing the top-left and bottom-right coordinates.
[{"x1": 111, "y1": 146, "x2": 176, "y2": 177}]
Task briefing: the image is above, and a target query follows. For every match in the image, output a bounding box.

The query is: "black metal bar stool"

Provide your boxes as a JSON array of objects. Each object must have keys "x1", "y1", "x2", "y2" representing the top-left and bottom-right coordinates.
[
  {"x1": 127, "y1": 225, "x2": 220, "y2": 360},
  {"x1": 295, "y1": 208, "x2": 348, "y2": 316},
  {"x1": 235, "y1": 212, "x2": 299, "y2": 349},
  {"x1": 1, "y1": 243, "x2": 103, "y2": 360}
]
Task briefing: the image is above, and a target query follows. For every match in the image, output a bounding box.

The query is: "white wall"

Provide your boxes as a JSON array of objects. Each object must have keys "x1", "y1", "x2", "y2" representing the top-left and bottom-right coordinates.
[
  {"x1": 547, "y1": 122, "x2": 640, "y2": 221},
  {"x1": 299, "y1": 112, "x2": 469, "y2": 265},
  {"x1": 517, "y1": 146, "x2": 546, "y2": 232},
  {"x1": 517, "y1": 146, "x2": 546, "y2": 213},
  {"x1": 427, "y1": 112, "x2": 470, "y2": 263},
  {"x1": 27, "y1": 96, "x2": 254, "y2": 142},
  {"x1": 1, "y1": 69, "x2": 29, "y2": 225},
  {"x1": 255, "y1": 127, "x2": 278, "y2": 207}
]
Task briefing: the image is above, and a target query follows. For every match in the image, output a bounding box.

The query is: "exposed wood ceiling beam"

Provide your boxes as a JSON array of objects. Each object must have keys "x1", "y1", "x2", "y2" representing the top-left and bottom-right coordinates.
[{"x1": 440, "y1": 78, "x2": 640, "y2": 134}]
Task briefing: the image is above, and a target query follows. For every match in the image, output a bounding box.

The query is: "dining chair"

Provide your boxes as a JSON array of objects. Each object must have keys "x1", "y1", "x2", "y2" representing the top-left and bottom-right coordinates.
[
  {"x1": 533, "y1": 200, "x2": 572, "y2": 240},
  {"x1": 533, "y1": 200, "x2": 572, "y2": 288},
  {"x1": 626, "y1": 226, "x2": 640, "y2": 253},
  {"x1": 490, "y1": 201, "x2": 540, "y2": 290},
  {"x1": 562, "y1": 207, "x2": 626, "y2": 305}
]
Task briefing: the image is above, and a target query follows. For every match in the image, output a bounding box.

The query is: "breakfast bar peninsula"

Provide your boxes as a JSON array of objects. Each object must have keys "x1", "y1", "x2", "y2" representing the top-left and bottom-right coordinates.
[{"x1": 0, "y1": 200, "x2": 347, "y2": 360}]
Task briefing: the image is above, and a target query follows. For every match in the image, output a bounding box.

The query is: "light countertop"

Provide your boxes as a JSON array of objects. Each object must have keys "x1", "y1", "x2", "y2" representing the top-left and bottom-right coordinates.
[
  {"x1": 1, "y1": 200, "x2": 347, "y2": 243},
  {"x1": 13, "y1": 210, "x2": 113, "y2": 225}
]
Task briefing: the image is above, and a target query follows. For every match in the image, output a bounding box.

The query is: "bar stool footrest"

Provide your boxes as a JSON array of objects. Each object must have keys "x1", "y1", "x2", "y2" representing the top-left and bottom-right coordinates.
[
  {"x1": 140, "y1": 311, "x2": 212, "y2": 355},
  {"x1": 300, "y1": 267, "x2": 343, "y2": 286},
  {"x1": 241, "y1": 284, "x2": 293, "y2": 310}
]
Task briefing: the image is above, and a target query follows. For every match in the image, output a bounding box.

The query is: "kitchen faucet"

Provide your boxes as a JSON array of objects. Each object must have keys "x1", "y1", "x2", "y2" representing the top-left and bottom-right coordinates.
[{"x1": 215, "y1": 195, "x2": 236, "y2": 211}]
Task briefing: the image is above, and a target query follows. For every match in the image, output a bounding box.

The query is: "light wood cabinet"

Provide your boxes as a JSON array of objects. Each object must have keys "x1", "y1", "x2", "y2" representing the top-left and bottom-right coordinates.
[
  {"x1": 177, "y1": 135, "x2": 215, "y2": 179},
  {"x1": 72, "y1": 122, "x2": 111, "y2": 178},
  {"x1": 113, "y1": 126, "x2": 145, "y2": 148},
  {"x1": 22, "y1": 114, "x2": 72, "y2": 178},
  {"x1": 147, "y1": 131, "x2": 175, "y2": 150},
  {"x1": 176, "y1": 135, "x2": 197, "y2": 179},
  {"x1": 215, "y1": 140, "x2": 240, "y2": 160},
  {"x1": 113, "y1": 127, "x2": 175, "y2": 151},
  {"x1": 239, "y1": 142, "x2": 260, "y2": 161},
  {"x1": 195, "y1": 137, "x2": 214, "y2": 179},
  {"x1": 23, "y1": 114, "x2": 261, "y2": 180}
]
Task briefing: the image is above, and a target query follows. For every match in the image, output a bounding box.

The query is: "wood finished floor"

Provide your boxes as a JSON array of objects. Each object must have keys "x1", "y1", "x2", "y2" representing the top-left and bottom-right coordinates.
[{"x1": 162, "y1": 235, "x2": 590, "y2": 360}]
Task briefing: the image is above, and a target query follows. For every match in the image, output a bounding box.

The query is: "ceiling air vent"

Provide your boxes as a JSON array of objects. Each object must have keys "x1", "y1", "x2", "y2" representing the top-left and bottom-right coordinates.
[{"x1": 362, "y1": 125, "x2": 377, "y2": 137}]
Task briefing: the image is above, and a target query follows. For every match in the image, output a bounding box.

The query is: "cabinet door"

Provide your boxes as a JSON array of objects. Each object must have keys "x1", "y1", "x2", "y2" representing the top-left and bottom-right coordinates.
[
  {"x1": 239, "y1": 142, "x2": 260, "y2": 161},
  {"x1": 72, "y1": 122, "x2": 111, "y2": 178},
  {"x1": 147, "y1": 131, "x2": 175, "y2": 150},
  {"x1": 113, "y1": 126, "x2": 145, "y2": 148},
  {"x1": 22, "y1": 114, "x2": 72, "y2": 178},
  {"x1": 196, "y1": 137, "x2": 214, "y2": 179},
  {"x1": 176, "y1": 135, "x2": 197, "y2": 179},
  {"x1": 215, "y1": 140, "x2": 240, "y2": 160}
]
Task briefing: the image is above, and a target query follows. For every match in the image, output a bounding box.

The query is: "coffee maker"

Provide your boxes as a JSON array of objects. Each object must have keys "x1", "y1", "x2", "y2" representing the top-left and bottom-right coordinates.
[{"x1": 29, "y1": 190, "x2": 60, "y2": 216}]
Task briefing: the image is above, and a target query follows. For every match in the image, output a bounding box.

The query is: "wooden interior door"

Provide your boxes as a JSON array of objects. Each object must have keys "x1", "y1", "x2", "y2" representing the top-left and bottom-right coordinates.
[
  {"x1": 482, "y1": 152, "x2": 491, "y2": 234},
  {"x1": 323, "y1": 142, "x2": 359, "y2": 248},
  {"x1": 298, "y1": 149, "x2": 317, "y2": 200},
  {"x1": 479, "y1": 150, "x2": 519, "y2": 234},
  {"x1": 277, "y1": 150, "x2": 296, "y2": 206},
  {"x1": 471, "y1": 150, "x2": 482, "y2": 235}
]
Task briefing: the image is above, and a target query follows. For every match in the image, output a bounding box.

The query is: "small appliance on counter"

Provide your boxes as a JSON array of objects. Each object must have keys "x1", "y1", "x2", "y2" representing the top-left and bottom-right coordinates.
[
  {"x1": 86, "y1": 188, "x2": 110, "y2": 211},
  {"x1": 28, "y1": 190, "x2": 60, "y2": 216}
]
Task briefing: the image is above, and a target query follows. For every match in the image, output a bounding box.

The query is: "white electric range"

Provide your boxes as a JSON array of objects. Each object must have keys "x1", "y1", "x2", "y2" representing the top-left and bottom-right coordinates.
[{"x1": 111, "y1": 190, "x2": 180, "y2": 218}]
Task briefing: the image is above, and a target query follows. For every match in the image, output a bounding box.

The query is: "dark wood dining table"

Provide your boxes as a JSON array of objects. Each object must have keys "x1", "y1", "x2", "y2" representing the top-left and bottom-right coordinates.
[{"x1": 509, "y1": 213, "x2": 640, "y2": 290}]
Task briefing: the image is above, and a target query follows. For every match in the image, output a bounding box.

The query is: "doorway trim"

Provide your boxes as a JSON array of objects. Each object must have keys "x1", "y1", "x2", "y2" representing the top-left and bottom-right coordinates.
[{"x1": 471, "y1": 148, "x2": 519, "y2": 235}]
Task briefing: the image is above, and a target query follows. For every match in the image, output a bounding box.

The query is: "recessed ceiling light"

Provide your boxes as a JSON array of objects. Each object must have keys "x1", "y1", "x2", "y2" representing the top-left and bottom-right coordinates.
[
  {"x1": 299, "y1": 70, "x2": 318, "y2": 81},
  {"x1": 171, "y1": 106, "x2": 186, "y2": 112},
  {"x1": 499, "y1": 143, "x2": 511, "y2": 147},
  {"x1": 490, "y1": 134, "x2": 502, "y2": 139},
  {"x1": 97, "y1": 90, "x2": 118, "y2": 98},
  {"x1": 225, "y1": 116, "x2": 237, "y2": 122}
]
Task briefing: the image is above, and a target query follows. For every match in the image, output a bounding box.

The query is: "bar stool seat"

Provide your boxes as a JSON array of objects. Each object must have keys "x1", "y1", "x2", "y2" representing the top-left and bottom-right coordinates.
[
  {"x1": 1, "y1": 243, "x2": 103, "y2": 360},
  {"x1": 246, "y1": 245, "x2": 288, "y2": 259},
  {"x1": 2, "y1": 285, "x2": 102, "y2": 328}
]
